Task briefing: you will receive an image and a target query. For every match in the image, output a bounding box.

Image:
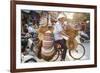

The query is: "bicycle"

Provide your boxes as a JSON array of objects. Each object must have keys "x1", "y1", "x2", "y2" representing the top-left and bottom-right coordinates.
[
  {"x1": 53, "y1": 28, "x2": 86, "y2": 60},
  {"x1": 36, "y1": 27, "x2": 86, "y2": 61}
]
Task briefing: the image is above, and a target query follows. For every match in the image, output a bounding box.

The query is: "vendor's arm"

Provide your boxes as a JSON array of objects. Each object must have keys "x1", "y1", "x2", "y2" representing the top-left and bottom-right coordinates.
[{"x1": 56, "y1": 23, "x2": 69, "y2": 37}]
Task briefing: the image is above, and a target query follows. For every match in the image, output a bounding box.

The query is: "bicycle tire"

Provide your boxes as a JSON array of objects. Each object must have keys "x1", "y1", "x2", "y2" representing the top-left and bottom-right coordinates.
[{"x1": 69, "y1": 43, "x2": 85, "y2": 60}]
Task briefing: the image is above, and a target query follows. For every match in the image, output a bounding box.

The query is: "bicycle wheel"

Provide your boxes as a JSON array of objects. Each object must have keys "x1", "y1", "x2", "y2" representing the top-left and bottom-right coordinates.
[
  {"x1": 69, "y1": 43, "x2": 85, "y2": 60},
  {"x1": 50, "y1": 49, "x2": 60, "y2": 61}
]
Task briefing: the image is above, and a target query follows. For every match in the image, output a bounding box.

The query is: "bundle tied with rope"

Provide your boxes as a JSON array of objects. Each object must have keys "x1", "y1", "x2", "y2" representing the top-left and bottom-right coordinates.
[
  {"x1": 36, "y1": 12, "x2": 56, "y2": 61},
  {"x1": 63, "y1": 26, "x2": 79, "y2": 50}
]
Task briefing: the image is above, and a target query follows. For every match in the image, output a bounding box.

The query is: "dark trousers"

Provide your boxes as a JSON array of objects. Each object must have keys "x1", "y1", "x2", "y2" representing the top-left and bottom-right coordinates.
[{"x1": 55, "y1": 39, "x2": 67, "y2": 60}]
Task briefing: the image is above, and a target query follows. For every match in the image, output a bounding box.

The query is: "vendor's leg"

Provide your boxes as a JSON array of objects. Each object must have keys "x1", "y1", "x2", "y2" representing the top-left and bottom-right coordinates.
[{"x1": 59, "y1": 39, "x2": 67, "y2": 61}]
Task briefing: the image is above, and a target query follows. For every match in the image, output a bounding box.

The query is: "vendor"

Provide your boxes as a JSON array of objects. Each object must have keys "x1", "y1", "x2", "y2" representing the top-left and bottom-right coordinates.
[{"x1": 53, "y1": 13, "x2": 67, "y2": 61}]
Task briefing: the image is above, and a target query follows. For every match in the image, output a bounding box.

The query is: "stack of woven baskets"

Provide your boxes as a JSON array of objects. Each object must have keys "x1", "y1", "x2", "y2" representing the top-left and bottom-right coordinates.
[{"x1": 41, "y1": 30, "x2": 56, "y2": 61}]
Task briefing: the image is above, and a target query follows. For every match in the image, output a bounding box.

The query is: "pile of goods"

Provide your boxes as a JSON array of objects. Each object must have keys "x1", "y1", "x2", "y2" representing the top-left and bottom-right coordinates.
[
  {"x1": 41, "y1": 30, "x2": 56, "y2": 61},
  {"x1": 64, "y1": 27, "x2": 78, "y2": 50}
]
